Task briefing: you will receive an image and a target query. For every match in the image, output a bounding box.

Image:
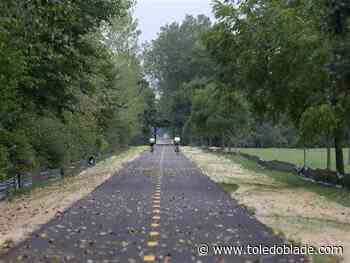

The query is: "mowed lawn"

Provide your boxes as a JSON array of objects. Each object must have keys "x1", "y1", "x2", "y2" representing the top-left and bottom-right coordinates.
[{"x1": 236, "y1": 148, "x2": 350, "y2": 173}]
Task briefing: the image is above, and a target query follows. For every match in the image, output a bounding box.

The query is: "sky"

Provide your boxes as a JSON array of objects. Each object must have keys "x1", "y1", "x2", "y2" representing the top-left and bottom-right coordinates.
[{"x1": 134, "y1": 0, "x2": 215, "y2": 44}]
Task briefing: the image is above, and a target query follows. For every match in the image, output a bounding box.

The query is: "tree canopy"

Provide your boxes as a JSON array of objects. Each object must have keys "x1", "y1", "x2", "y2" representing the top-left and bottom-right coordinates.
[{"x1": 0, "y1": 0, "x2": 153, "y2": 180}]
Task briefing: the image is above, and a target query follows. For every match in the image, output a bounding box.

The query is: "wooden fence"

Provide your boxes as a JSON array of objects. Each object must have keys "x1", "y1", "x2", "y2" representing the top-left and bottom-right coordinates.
[{"x1": 0, "y1": 159, "x2": 92, "y2": 201}]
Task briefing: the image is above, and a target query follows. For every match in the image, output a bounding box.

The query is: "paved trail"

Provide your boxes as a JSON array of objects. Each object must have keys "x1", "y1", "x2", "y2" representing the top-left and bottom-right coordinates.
[{"x1": 0, "y1": 146, "x2": 305, "y2": 262}]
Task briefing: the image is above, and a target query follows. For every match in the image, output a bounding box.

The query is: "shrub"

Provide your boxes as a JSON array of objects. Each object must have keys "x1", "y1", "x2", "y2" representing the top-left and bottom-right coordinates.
[
  {"x1": 0, "y1": 145, "x2": 10, "y2": 181},
  {"x1": 24, "y1": 116, "x2": 68, "y2": 169},
  {"x1": 0, "y1": 130, "x2": 36, "y2": 176},
  {"x1": 343, "y1": 176, "x2": 350, "y2": 190}
]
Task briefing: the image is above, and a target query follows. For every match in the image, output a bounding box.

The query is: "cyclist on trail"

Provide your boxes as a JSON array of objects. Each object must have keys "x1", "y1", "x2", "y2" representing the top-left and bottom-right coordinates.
[
  {"x1": 174, "y1": 136, "x2": 181, "y2": 153},
  {"x1": 149, "y1": 137, "x2": 155, "y2": 152}
]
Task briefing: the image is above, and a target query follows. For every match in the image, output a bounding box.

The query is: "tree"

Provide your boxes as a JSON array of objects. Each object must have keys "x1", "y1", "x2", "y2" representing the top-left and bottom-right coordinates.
[
  {"x1": 0, "y1": 0, "x2": 148, "y2": 180},
  {"x1": 144, "y1": 15, "x2": 218, "y2": 133},
  {"x1": 207, "y1": 0, "x2": 350, "y2": 174},
  {"x1": 300, "y1": 104, "x2": 338, "y2": 170},
  {"x1": 323, "y1": 0, "x2": 350, "y2": 174}
]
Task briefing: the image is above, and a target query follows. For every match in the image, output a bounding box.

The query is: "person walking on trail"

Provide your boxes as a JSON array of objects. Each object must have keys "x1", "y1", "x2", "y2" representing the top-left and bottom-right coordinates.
[
  {"x1": 149, "y1": 138, "x2": 155, "y2": 152},
  {"x1": 88, "y1": 155, "x2": 96, "y2": 166},
  {"x1": 174, "y1": 136, "x2": 181, "y2": 153}
]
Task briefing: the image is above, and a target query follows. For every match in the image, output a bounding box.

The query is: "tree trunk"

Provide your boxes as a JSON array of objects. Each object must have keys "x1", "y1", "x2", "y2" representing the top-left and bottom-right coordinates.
[
  {"x1": 17, "y1": 174, "x2": 22, "y2": 189},
  {"x1": 154, "y1": 127, "x2": 158, "y2": 144},
  {"x1": 348, "y1": 129, "x2": 350, "y2": 165},
  {"x1": 222, "y1": 133, "x2": 225, "y2": 151},
  {"x1": 334, "y1": 129, "x2": 345, "y2": 174},
  {"x1": 303, "y1": 148, "x2": 307, "y2": 168},
  {"x1": 326, "y1": 146, "x2": 331, "y2": 170},
  {"x1": 326, "y1": 134, "x2": 331, "y2": 170}
]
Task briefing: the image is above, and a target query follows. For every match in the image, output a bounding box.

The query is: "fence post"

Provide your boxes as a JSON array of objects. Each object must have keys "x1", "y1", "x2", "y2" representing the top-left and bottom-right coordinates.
[{"x1": 16, "y1": 174, "x2": 22, "y2": 189}]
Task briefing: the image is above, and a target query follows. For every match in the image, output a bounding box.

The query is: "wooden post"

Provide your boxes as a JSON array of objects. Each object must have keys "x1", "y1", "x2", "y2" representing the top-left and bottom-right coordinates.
[
  {"x1": 17, "y1": 174, "x2": 21, "y2": 189},
  {"x1": 347, "y1": 129, "x2": 350, "y2": 165},
  {"x1": 327, "y1": 146, "x2": 331, "y2": 170}
]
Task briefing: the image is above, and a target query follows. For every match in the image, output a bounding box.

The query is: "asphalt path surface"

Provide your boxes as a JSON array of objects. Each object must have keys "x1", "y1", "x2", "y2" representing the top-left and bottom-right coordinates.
[{"x1": 0, "y1": 145, "x2": 306, "y2": 263}]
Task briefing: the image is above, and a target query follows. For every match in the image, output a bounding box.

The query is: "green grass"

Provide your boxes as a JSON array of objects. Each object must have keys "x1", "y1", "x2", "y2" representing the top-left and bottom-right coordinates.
[
  {"x1": 222, "y1": 153, "x2": 350, "y2": 208},
  {"x1": 236, "y1": 148, "x2": 350, "y2": 173},
  {"x1": 217, "y1": 152, "x2": 346, "y2": 263}
]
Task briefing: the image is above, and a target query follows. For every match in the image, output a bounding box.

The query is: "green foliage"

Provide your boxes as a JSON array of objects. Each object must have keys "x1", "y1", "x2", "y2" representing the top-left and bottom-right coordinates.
[
  {"x1": 0, "y1": 130, "x2": 36, "y2": 175},
  {"x1": 300, "y1": 104, "x2": 338, "y2": 144},
  {"x1": 189, "y1": 82, "x2": 252, "y2": 146},
  {"x1": 0, "y1": 0, "x2": 149, "y2": 180},
  {"x1": 205, "y1": 0, "x2": 350, "y2": 173},
  {"x1": 144, "y1": 15, "x2": 219, "y2": 132},
  {"x1": 0, "y1": 145, "x2": 10, "y2": 181}
]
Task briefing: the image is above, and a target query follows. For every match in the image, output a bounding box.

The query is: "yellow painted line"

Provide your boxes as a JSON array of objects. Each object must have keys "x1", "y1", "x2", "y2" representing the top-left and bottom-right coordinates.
[
  {"x1": 144, "y1": 255, "x2": 156, "y2": 262},
  {"x1": 151, "y1": 223, "x2": 160, "y2": 228},
  {"x1": 149, "y1": 231, "x2": 159, "y2": 237},
  {"x1": 147, "y1": 241, "x2": 158, "y2": 247},
  {"x1": 152, "y1": 215, "x2": 161, "y2": 220}
]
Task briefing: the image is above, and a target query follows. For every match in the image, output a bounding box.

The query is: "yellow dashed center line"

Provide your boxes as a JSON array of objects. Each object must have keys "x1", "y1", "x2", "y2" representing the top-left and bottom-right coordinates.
[
  {"x1": 144, "y1": 147, "x2": 165, "y2": 262},
  {"x1": 147, "y1": 241, "x2": 158, "y2": 247},
  {"x1": 144, "y1": 255, "x2": 156, "y2": 262},
  {"x1": 149, "y1": 231, "x2": 160, "y2": 237}
]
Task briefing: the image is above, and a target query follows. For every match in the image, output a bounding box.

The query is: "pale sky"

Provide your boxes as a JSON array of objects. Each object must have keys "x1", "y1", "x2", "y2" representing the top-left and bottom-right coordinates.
[{"x1": 134, "y1": 0, "x2": 215, "y2": 43}]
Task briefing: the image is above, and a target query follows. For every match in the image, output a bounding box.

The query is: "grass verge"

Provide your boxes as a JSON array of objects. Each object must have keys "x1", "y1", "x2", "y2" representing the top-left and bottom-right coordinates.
[
  {"x1": 235, "y1": 148, "x2": 350, "y2": 173},
  {"x1": 183, "y1": 147, "x2": 349, "y2": 263},
  {"x1": 224, "y1": 153, "x2": 350, "y2": 208}
]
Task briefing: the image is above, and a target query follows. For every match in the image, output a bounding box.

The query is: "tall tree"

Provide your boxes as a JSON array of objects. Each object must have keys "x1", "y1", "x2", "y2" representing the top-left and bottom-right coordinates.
[
  {"x1": 207, "y1": 0, "x2": 350, "y2": 174},
  {"x1": 144, "y1": 15, "x2": 218, "y2": 133}
]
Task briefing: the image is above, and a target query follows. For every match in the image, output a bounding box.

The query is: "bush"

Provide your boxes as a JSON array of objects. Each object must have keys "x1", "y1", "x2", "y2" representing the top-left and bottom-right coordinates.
[
  {"x1": 0, "y1": 145, "x2": 10, "y2": 181},
  {"x1": 24, "y1": 116, "x2": 68, "y2": 169},
  {"x1": 9, "y1": 131, "x2": 36, "y2": 174},
  {"x1": 0, "y1": 130, "x2": 36, "y2": 176},
  {"x1": 343, "y1": 176, "x2": 350, "y2": 190}
]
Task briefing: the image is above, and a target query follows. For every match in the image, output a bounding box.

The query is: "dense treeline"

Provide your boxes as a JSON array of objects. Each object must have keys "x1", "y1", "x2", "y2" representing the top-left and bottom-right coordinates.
[
  {"x1": 0, "y1": 0, "x2": 152, "y2": 181},
  {"x1": 144, "y1": 1, "x2": 350, "y2": 175},
  {"x1": 144, "y1": 15, "x2": 298, "y2": 148}
]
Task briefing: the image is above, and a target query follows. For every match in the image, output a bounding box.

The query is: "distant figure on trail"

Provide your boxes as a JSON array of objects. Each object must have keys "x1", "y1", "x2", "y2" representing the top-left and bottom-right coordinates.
[
  {"x1": 174, "y1": 136, "x2": 181, "y2": 153},
  {"x1": 88, "y1": 156, "x2": 96, "y2": 166},
  {"x1": 149, "y1": 138, "x2": 155, "y2": 152}
]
